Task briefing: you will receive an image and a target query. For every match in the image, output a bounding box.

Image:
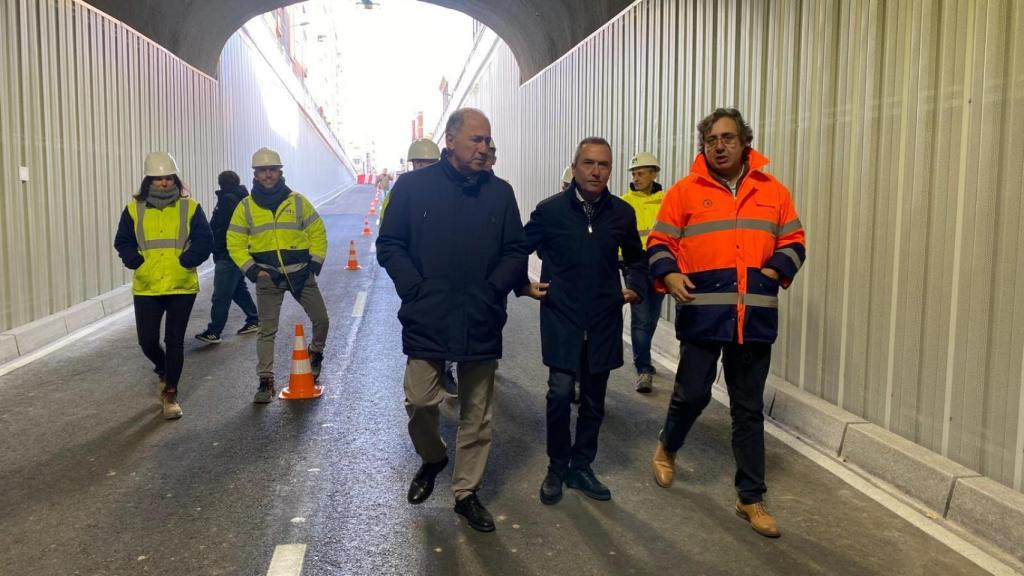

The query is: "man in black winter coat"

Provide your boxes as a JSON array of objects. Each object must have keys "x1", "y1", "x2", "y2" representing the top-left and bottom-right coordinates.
[
  {"x1": 194, "y1": 171, "x2": 260, "y2": 343},
  {"x1": 377, "y1": 108, "x2": 527, "y2": 533},
  {"x1": 519, "y1": 137, "x2": 648, "y2": 505}
]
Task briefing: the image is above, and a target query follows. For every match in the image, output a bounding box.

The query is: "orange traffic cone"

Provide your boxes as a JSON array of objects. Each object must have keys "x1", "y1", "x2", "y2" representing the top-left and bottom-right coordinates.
[
  {"x1": 361, "y1": 216, "x2": 372, "y2": 236},
  {"x1": 279, "y1": 324, "x2": 323, "y2": 400},
  {"x1": 368, "y1": 204, "x2": 377, "y2": 216},
  {"x1": 345, "y1": 239, "x2": 361, "y2": 270}
]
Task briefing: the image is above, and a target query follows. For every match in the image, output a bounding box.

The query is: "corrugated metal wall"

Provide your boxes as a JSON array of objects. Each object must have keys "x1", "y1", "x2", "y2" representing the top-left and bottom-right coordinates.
[
  {"x1": 0, "y1": 1, "x2": 354, "y2": 335},
  {"x1": 0, "y1": 0, "x2": 221, "y2": 331},
  {"x1": 219, "y1": 29, "x2": 355, "y2": 202},
  {"x1": 465, "y1": 0, "x2": 1024, "y2": 492}
]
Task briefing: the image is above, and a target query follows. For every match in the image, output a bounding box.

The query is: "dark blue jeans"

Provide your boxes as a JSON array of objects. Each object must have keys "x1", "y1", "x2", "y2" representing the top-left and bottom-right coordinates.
[
  {"x1": 206, "y1": 258, "x2": 258, "y2": 335},
  {"x1": 660, "y1": 340, "x2": 771, "y2": 504},
  {"x1": 629, "y1": 277, "x2": 665, "y2": 374},
  {"x1": 547, "y1": 342, "x2": 610, "y2": 474}
]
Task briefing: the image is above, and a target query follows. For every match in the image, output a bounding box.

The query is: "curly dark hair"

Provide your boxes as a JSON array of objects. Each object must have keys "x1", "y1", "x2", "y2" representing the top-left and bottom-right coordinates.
[{"x1": 697, "y1": 107, "x2": 753, "y2": 149}]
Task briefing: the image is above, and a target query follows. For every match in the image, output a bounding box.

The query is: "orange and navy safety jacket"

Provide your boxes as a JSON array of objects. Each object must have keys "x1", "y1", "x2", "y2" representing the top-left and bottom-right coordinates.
[{"x1": 647, "y1": 149, "x2": 806, "y2": 344}]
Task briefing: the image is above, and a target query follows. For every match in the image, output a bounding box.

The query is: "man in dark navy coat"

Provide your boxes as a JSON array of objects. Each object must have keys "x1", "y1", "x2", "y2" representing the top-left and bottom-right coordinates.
[
  {"x1": 519, "y1": 137, "x2": 648, "y2": 505},
  {"x1": 377, "y1": 108, "x2": 527, "y2": 532}
]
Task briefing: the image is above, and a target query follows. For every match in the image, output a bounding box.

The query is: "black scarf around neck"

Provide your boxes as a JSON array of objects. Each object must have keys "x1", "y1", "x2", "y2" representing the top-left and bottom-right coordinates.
[{"x1": 251, "y1": 177, "x2": 291, "y2": 213}]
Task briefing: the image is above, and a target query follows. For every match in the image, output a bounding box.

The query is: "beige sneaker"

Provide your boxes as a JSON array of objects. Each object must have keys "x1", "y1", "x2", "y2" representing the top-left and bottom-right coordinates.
[
  {"x1": 735, "y1": 501, "x2": 781, "y2": 538},
  {"x1": 161, "y1": 389, "x2": 182, "y2": 420},
  {"x1": 652, "y1": 442, "x2": 676, "y2": 488}
]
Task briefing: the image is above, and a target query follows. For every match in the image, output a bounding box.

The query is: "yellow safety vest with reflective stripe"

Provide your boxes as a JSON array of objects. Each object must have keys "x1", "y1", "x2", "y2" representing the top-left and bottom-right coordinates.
[
  {"x1": 126, "y1": 198, "x2": 200, "y2": 296},
  {"x1": 226, "y1": 192, "x2": 327, "y2": 281},
  {"x1": 621, "y1": 187, "x2": 665, "y2": 249}
]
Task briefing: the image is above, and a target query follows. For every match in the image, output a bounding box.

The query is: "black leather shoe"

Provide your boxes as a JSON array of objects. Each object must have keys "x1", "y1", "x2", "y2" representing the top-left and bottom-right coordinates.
[
  {"x1": 407, "y1": 456, "x2": 449, "y2": 504},
  {"x1": 454, "y1": 494, "x2": 495, "y2": 532},
  {"x1": 539, "y1": 470, "x2": 563, "y2": 505},
  {"x1": 566, "y1": 468, "x2": 611, "y2": 501}
]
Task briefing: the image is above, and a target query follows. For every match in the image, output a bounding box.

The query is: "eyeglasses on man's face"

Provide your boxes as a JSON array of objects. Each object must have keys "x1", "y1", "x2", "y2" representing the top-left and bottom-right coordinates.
[{"x1": 703, "y1": 133, "x2": 739, "y2": 148}]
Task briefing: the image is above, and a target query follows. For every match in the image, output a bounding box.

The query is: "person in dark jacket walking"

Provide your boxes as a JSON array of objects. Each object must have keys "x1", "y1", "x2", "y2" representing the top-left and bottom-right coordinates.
[
  {"x1": 194, "y1": 171, "x2": 260, "y2": 343},
  {"x1": 519, "y1": 137, "x2": 647, "y2": 505},
  {"x1": 377, "y1": 108, "x2": 527, "y2": 533}
]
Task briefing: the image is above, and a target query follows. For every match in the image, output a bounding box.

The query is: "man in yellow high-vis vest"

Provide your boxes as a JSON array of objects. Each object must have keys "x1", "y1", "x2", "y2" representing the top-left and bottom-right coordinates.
[
  {"x1": 621, "y1": 151, "x2": 665, "y2": 394},
  {"x1": 227, "y1": 147, "x2": 330, "y2": 403}
]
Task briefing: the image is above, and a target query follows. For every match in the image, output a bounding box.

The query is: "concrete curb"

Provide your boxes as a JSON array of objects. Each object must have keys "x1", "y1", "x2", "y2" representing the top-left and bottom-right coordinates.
[
  {"x1": 947, "y1": 476, "x2": 1024, "y2": 564},
  {"x1": 765, "y1": 376, "x2": 869, "y2": 455},
  {"x1": 636, "y1": 313, "x2": 1022, "y2": 564},
  {"x1": 839, "y1": 422, "x2": 981, "y2": 515}
]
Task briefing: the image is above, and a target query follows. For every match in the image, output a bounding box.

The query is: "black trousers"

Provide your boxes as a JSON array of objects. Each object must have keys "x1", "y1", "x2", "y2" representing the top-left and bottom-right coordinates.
[
  {"x1": 546, "y1": 341, "x2": 610, "y2": 474},
  {"x1": 660, "y1": 340, "x2": 772, "y2": 504},
  {"x1": 133, "y1": 294, "x2": 197, "y2": 390}
]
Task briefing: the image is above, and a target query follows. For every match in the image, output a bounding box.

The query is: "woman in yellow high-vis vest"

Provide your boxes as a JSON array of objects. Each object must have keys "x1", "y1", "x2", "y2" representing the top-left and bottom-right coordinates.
[{"x1": 114, "y1": 152, "x2": 213, "y2": 420}]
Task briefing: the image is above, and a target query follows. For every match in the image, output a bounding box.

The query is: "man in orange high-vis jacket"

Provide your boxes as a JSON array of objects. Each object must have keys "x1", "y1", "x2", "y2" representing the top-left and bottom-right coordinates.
[{"x1": 646, "y1": 108, "x2": 805, "y2": 539}]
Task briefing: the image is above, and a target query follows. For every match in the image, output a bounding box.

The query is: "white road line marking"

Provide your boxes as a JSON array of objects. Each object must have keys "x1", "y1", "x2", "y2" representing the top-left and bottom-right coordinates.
[
  {"x1": 266, "y1": 543, "x2": 306, "y2": 576},
  {"x1": 647, "y1": 345, "x2": 1018, "y2": 576},
  {"x1": 369, "y1": 242, "x2": 377, "y2": 255},
  {"x1": 351, "y1": 291, "x2": 367, "y2": 317}
]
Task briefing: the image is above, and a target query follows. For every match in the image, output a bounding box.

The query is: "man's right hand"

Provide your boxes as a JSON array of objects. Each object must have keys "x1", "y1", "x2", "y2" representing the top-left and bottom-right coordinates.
[
  {"x1": 664, "y1": 272, "x2": 696, "y2": 304},
  {"x1": 257, "y1": 270, "x2": 271, "y2": 280},
  {"x1": 522, "y1": 282, "x2": 550, "y2": 300}
]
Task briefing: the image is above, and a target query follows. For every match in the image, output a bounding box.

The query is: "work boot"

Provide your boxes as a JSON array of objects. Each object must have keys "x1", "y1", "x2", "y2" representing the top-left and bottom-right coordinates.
[
  {"x1": 565, "y1": 468, "x2": 611, "y2": 501},
  {"x1": 735, "y1": 501, "x2": 781, "y2": 538},
  {"x1": 309, "y1": 350, "x2": 324, "y2": 380},
  {"x1": 635, "y1": 372, "x2": 653, "y2": 394},
  {"x1": 254, "y1": 376, "x2": 275, "y2": 404},
  {"x1": 652, "y1": 442, "x2": 676, "y2": 488},
  {"x1": 454, "y1": 493, "x2": 495, "y2": 532},
  {"x1": 539, "y1": 469, "x2": 564, "y2": 505},
  {"x1": 160, "y1": 388, "x2": 182, "y2": 420}
]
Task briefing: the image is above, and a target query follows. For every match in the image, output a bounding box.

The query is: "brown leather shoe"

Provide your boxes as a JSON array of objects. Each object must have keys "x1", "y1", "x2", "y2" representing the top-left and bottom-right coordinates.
[
  {"x1": 735, "y1": 501, "x2": 781, "y2": 538},
  {"x1": 652, "y1": 442, "x2": 676, "y2": 488}
]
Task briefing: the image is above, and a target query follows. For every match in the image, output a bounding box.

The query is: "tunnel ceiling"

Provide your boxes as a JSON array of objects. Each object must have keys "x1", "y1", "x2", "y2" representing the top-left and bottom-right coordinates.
[{"x1": 81, "y1": 0, "x2": 634, "y2": 82}]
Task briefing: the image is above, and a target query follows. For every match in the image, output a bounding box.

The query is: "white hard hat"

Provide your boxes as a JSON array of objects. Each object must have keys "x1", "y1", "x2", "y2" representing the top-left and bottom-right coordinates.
[
  {"x1": 629, "y1": 151, "x2": 660, "y2": 171},
  {"x1": 407, "y1": 139, "x2": 441, "y2": 161},
  {"x1": 143, "y1": 151, "x2": 179, "y2": 177},
  {"x1": 251, "y1": 147, "x2": 283, "y2": 168},
  {"x1": 561, "y1": 165, "x2": 573, "y2": 184}
]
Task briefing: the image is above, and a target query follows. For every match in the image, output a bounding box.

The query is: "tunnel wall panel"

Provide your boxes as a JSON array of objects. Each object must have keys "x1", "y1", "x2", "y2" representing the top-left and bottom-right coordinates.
[
  {"x1": 462, "y1": 0, "x2": 1024, "y2": 492},
  {"x1": 0, "y1": 0, "x2": 221, "y2": 330},
  {"x1": 0, "y1": 2, "x2": 353, "y2": 339}
]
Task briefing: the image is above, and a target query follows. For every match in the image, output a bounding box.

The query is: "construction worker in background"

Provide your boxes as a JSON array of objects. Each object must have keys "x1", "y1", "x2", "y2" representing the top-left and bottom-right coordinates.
[
  {"x1": 621, "y1": 152, "x2": 665, "y2": 393},
  {"x1": 561, "y1": 165, "x2": 573, "y2": 192},
  {"x1": 380, "y1": 138, "x2": 440, "y2": 222},
  {"x1": 194, "y1": 170, "x2": 260, "y2": 344},
  {"x1": 377, "y1": 168, "x2": 394, "y2": 195},
  {"x1": 114, "y1": 152, "x2": 212, "y2": 420},
  {"x1": 647, "y1": 108, "x2": 806, "y2": 538},
  {"x1": 227, "y1": 147, "x2": 330, "y2": 403}
]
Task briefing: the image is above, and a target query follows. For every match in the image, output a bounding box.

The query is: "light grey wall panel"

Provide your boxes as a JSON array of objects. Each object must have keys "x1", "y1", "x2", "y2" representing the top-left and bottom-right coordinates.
[
  {"x1": 218, "y1": 30, "x2": 354, "y2": 203},
  {"x1": 0, "y1": 2, "x2": 354, "y2": 340},
  {"x1": 0, "y1": 0, "x2": 221, "y2": 332},
  {"x1": 460, "y1": 0, "x2": 1024, "y2": 492}
]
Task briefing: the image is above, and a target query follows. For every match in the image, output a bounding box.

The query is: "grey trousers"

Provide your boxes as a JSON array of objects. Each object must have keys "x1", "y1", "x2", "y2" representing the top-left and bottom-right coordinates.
[
  {"x1": 255, "y1": 274, "x2": 329, "y2": 378},
  {"x1": 404, "y1": 358, "x2": 496, "y2": 500}
]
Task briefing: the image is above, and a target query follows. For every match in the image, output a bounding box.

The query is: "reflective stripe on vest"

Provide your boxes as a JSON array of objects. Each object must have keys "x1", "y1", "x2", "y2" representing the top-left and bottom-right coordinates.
[{"x1": 135, "y1": 200, "x2": 189, "y2": 250}]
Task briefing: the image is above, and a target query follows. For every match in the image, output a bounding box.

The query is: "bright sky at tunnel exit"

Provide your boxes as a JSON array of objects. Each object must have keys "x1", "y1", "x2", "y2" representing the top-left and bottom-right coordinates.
[{"x1": 265, "y1": 0, "x2": 476, "y2": 173}]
